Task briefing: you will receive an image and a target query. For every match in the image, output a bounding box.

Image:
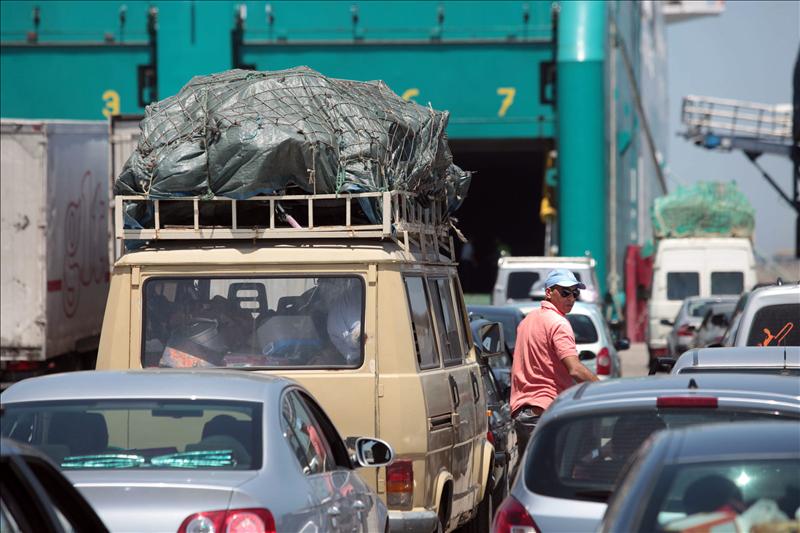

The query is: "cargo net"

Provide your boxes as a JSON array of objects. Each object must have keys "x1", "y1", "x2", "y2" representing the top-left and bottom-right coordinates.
[
  {"x1": 652, "y1": 181, "x2": 755, "y2": 239},
  {"x1": 114, "y1": 66, "x2": 470, "y2": 225}
]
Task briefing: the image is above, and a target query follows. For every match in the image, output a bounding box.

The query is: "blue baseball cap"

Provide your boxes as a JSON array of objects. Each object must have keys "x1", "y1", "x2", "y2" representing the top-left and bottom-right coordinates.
[{"x1": 544, "y1": 268, "x2": 586, "y2": 290}]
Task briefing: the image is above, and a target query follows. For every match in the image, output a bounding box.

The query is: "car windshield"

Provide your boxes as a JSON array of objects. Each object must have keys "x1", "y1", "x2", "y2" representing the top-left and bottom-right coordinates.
[
  {"x1": 567, "y1": 314, "x2": 599, "y2": 344},
  {"x1": 687, "y1": 300, "x2": 712, "y2": 318},
  {"x1": 1, "y1": 400, "x2": 262, "y2": 470},
  {"x1": 525, "y1": 409, "x2": 796, "y2": 503},
  {"x1": 142, "y1": 276, "x2": 364, "y2": 369},
  {"x1": 643, "y1": 459, "x2": 800, "y2": 532},
  {"x1": 746, "y1": 303, "x2": 800, "y2": 347}
]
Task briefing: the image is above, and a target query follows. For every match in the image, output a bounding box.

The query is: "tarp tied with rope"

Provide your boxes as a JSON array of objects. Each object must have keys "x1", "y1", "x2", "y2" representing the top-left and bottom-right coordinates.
[{"x1": 115, "y1": 66, "x2": 471, "y2": 218}]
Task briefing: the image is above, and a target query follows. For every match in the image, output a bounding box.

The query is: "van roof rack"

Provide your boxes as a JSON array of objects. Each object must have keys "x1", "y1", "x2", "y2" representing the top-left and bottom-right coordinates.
[{"x1": 115, "y1": 191, "x2": 455, "y2": 262}]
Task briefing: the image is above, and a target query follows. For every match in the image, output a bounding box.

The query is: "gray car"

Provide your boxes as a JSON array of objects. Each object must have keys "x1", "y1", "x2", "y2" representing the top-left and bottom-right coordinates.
[
  {"x1": 600, "y1": 421, "x2": 800, "y2": 533},
  {"x1": 491, "y1": 374, "x2": 800, "y2": 533},
  {"x1": 1, "y1": 370, "x2": 393, "y2": 533},
  {"x1": 664, "y1": 296, "x2": 739, "y2": 357},
  {"x1": 671, "y1": 346, "x2": 800, "y2": 376}
]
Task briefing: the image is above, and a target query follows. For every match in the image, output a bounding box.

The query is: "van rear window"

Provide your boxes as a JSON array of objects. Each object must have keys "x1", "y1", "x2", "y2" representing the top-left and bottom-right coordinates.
[
  {"x1": 667, "y1": 273, "x2": 699, "y2": 301},
  {"x1": 746, "y1": 303, "x2": 800, "y2": 347},
  {"x1": 711, "y1": 272, "x2": 744, "y2": 295}
]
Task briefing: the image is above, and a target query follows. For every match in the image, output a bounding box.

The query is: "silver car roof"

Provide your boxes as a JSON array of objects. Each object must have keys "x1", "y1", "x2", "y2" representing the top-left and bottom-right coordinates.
[
  {"x1": 1, "y1": 369, "x2": 292, "y2": 403},
  {"x1": 673, "y1": 346, "x2": 800, "y2": 372},
  {"x1": 548, "y1": 374, "x2": 800, "y2": 417}
]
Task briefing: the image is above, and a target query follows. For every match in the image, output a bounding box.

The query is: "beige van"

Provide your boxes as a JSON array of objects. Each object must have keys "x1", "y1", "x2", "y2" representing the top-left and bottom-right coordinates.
[{"x1": 97, "y1": 192, "x2": 494, "y2": 533}]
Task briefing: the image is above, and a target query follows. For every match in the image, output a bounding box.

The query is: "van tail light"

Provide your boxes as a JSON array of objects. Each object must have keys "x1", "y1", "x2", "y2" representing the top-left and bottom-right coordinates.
[
  {"x1": 386, "y1": 460, "x2": 413, "y2": 510},
  {"x1": 177, "y1": 508, "x2": 275, "y2": 533},
  {"x1": 657, "y1": 396, "x2": 718, "y2": 408},
  {"x1": 596, "y1": 347, "x2": 611, "y2": 375},
  {"x1": 677, "y1": 324, "x2": 695, "y2": 337},
  {"x1": 493, "y1": 495, "x2": 539, "y2": 533}
]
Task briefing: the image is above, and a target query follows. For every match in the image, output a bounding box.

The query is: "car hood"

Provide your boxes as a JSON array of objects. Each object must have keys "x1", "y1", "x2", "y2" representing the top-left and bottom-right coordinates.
[{"x1": 67, "y1": 470, "x2": 258, "y2": 532}]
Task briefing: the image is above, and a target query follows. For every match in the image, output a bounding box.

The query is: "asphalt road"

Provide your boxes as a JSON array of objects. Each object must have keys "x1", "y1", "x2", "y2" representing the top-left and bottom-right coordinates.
[{"x1": 621, "y1": 342, "x2": 650, "y2": 378}]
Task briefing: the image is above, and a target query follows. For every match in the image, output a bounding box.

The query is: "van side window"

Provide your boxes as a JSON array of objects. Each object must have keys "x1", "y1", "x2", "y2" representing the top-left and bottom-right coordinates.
[
  {"x1": 428, "y1": 278, "x2": 463, "y2": 366},
  {"x1": 452, "y1": 276, "x2": 472, "y2": 354},
  {"x1": 667, "y1": 272, "x2": 699, "y2": 301},
  {"x1": 711, "y1": 272, "x2": 744, "y2": 295},
  {"x1": 403, "y1": 276, "x2": 441, "y2": 369}
]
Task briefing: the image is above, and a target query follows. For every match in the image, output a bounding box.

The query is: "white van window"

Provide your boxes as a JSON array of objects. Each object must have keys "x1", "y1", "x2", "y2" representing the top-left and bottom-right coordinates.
[
  {"x1": 667, "y1": 272, "x2": 700, "y2": 301},
  {"x1": 711, "y1": 272, "x2": 744, "y2": 295},
  {"x1": 404, "y1": 276, "x2": 440, "y2": 370},
  {"x1": 428, "y1": 278, "x2": 464, "y2": 367},
  {"x1": 746, "y1": 304, "x2": 800, "y2": 347},
  {"x1": 141, "y1": 276, "x2": 364, "y2": 369},
  {"x1": 507, "y1": 272, "x2": 540, "y2": 300}
]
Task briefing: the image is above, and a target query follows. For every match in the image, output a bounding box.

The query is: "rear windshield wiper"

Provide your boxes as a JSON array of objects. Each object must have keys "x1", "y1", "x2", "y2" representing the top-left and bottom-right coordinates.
[{"x1": 573, "y1": 489, "x2": 612, "y2": 502}]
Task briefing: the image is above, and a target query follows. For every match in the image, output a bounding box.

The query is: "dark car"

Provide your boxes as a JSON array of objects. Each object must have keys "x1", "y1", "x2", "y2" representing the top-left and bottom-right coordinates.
[
  {"x1": 468, "y1": 305, "x2": 525, "y2": 396},
  {"x1": 600, "y1": 421, "x2": 800, "y2": 533},
  {"x1": 470, "y1": 318, "x2": 519, "y2": 507},
  {"x1": 1, "y1": 438, "x2": 109, "y2": 533}
]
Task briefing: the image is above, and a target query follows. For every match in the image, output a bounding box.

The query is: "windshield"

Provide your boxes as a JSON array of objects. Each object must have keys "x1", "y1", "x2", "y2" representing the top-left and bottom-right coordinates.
[
  {"x1": 746, "y1": 303, "x2": 800, "y2": 347},
  {"x1": 525, "y1": 409, "x2": 797, "y2": 503},
  {"x1": 142, "y1": 276, "x2": 364, "y2": 369},
  {"x1": 1, "y1": 400, "x2": 263, "y2": 470},
  {"x1": 643, "y1": 459, "x2": 800, "y2": 532}
]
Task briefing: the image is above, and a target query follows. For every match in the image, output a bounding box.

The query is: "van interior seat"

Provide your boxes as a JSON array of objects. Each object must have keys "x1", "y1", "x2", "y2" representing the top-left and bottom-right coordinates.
[{"x1": 49, "y1": 412, "x2": 109, "y2": 456}]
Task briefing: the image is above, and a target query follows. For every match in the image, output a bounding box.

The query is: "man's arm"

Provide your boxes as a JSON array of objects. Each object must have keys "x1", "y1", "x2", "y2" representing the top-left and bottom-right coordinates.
[{"x1": 561, "y1": 355, "x2": 600, "y2": 383}]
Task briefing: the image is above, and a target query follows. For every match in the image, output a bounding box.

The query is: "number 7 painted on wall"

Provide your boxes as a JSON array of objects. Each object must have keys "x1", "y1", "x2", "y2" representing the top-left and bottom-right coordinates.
[{"x1": 497, "y1": 87, "x2": 516, "y2": 117}]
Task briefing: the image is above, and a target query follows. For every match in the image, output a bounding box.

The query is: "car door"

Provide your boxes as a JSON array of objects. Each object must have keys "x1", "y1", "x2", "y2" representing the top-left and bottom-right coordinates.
[
  {"x1": 282, "y1": 390, "x2": 363, "y2": 532},
  {"x1": 426, "y1": 275, "x2": 480, "y2": 518}
]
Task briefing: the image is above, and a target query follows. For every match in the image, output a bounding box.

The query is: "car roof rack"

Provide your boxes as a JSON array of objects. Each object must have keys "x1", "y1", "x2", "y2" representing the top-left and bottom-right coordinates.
[{"x1": 115, "y1": 191, "x2": 455, "y2": 262}]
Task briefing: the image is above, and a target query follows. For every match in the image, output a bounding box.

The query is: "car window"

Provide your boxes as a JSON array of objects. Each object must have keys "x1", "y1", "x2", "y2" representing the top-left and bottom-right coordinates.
[
  {"x1": 428, "y1": 278, "x2": 464, "y2": 366},
  {"x1": 746, "y1": 303, "x2": 800, "y2": 347},
  {"x1": 567, "y1": 315, "x2": 599, "y2": 344},
  {"x1": 404, "y1": 276, "x2": 440, "y2": 370},
  {"x1": 687, "y1": 300, "x2": 711, "y2": 318},
  {"x1": 281, "y1": 391, "x2": 338, "y2": 475},
  {"x1": 643, "y1": 459, "x2": 799, "y2": 532},
  {"x1": 711, "y1": 271, "x2": 744, "y2": 295},
  {"x1": 142, "y1": 276, "x2": 365, "y2": 369},
  {"x1": 451, "y1": 276, "x2": 472, "y2": 355},
  {"x1": 525, "y1": 409, "x2": 796, "y2": 503},
  {"x1": 667, "y1": 272, "x2": 700, "y2": 301},
  {"x1": 507, "y1": 272, "x2": 540, "y2": 300},
  {"x1": 1, "y1": 400, "x2": 262, "y2": 470}
]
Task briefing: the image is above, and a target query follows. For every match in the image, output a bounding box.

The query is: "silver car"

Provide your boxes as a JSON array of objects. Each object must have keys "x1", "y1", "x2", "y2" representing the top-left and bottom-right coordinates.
[
  {"x1": 567, "y1": 302, "x2": 628, "y2": 379},
  {"x1": 1, "y1": 370, "x2": 393, "y2": 533},
  {"x1": 671, "y1": 346, "x2": 800, "y2": 375},
  {"x1": 600, "y1": 421, "x2": 800, "y2": 533},
  {"x1": 664, "y1": 296, "x2": 738, "y2": 357},
  {"x1": 491, "y1": 374, "x2": 800, "y2": 533}
]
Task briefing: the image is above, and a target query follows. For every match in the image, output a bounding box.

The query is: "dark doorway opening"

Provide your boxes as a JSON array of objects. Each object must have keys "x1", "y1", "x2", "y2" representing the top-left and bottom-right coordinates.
[{"x1": 449, "y1": 139, "x2": 551, "y2": 295}]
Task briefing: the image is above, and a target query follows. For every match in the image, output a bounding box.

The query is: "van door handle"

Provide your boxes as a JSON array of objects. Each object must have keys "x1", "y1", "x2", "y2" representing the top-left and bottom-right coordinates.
[
  {"x1": 448, "y1": 375, "x2": 460, "y2": 408},
  {"x1": 470, "y1": 371, "x2": 480, "y2": 401}
]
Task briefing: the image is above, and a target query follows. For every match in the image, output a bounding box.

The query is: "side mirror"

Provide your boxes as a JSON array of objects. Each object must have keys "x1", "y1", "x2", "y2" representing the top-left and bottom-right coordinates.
[
  {"x1": 578, "y1": 350, "x2": 596, "y2": 361},
  {"x1": 660, "y1": 319, "x2": 674, "y2": 327},
  {"x1": 477, "y1": 322, "x2": 506, "y2": 360},
  {"x1": 614, "y1": 337, "x2": 631, "y2": 351},
  {"x1": 346, "y1": 437, "x2": 394, "y2": 468},
  {"x1": 648, "y1": 356, "x2": 677, "y2": 375}
]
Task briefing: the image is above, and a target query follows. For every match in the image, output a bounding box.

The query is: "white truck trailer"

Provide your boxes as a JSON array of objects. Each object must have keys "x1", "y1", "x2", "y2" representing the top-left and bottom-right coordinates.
[{"x1": 1, "y1": 120, "x2": 111, "y2": 386}]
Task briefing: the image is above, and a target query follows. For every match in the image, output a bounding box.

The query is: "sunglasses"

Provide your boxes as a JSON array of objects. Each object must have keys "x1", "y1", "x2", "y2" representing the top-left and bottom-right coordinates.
[{"x1": 554, "y1": 287, "x2": 580, "y2": 298}]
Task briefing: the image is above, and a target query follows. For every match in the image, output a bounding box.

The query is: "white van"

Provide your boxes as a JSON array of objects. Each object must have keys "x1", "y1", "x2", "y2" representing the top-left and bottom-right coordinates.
[{"x1": 647, "y1": 238, "x2": 756, "y2": 361}]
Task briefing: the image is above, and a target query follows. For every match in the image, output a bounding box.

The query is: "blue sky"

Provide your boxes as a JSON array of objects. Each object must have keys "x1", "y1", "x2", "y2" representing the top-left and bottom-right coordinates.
[{"x1": 666, "y1": 0, "x2": 799, "y2": 258}]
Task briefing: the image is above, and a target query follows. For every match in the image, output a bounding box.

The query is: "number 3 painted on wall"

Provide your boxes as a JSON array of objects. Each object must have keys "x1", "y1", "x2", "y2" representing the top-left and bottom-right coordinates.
[
  {"x1": 497, "y1": 87, "x2": 516, "y2": 117},
  {"x1": 102, "y1": 90, "x2": 120, "y2": 118}
]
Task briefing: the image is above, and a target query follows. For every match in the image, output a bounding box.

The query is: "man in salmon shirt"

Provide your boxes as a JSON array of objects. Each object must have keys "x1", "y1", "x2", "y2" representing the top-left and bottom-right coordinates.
[{"x1": 510, "y1": 268, "x2": 599, "y2": 453}]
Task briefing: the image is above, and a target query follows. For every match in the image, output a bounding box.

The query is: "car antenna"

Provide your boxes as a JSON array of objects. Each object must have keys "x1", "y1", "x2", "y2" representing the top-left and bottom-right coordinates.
[{"x1": 688, "y1": 378, "x2": 698, "y2": 389}]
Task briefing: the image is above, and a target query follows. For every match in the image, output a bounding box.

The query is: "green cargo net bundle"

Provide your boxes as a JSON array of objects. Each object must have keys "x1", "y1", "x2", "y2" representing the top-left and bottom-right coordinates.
[
  {"x1": 652, "y1": 182, "x2": 755, "y2": 239},
  {"x1": 114, "y1": 66, "x2": 470, "y2": 226}
]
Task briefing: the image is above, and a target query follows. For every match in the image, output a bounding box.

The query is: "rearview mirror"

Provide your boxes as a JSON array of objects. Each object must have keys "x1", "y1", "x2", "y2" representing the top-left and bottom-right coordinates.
[
  {"x1": 615, "y1": 337, "x2": 631, "y2": 351},
  {"x1": 477, "y1": 322, "x2": 506, "y2": 360},
  {"x1": 648, "y1": 356, "x2": 677, "y2": 375},
  {"x1": 660, "y1": 319, "x2": 674, "y2": 326},
  {"x1": 578, "y1": 350, "x2": 596, "y2": 361},
  {"x1": 346, "y1": 437, "x2": 394, "y2": 468}
]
